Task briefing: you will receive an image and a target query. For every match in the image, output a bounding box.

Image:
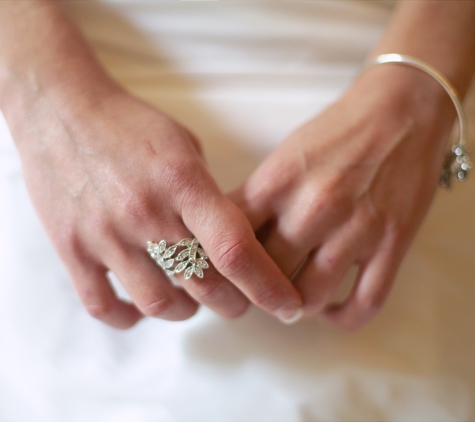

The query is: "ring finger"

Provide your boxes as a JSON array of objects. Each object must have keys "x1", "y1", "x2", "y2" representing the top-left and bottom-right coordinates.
[
  {"x1": 104, "y1": 244, "x2": 199, "y2": 321},
  {"x1": 144, "y1": 233, "x2": 250, "y2": 319}
]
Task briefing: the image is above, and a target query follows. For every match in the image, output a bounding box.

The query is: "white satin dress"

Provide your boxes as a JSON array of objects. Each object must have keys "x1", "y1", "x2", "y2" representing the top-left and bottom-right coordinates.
[{"x1": 1, "y1": 1, "x2": 475, "y2": 421}]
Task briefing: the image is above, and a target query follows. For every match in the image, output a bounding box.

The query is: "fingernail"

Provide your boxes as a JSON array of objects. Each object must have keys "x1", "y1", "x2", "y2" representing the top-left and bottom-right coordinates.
[{"x1": 274, "y1": 304, "x2": 303, "y2": 325}]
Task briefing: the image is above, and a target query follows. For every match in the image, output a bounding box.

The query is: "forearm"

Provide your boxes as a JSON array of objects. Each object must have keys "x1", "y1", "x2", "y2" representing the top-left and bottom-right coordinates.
[
  {"x1": 371, "y1": 0, "x2": 475, "y2": 97},
  {"x1": 0, "y1": 0, "x2": 119, "y2": 128}
]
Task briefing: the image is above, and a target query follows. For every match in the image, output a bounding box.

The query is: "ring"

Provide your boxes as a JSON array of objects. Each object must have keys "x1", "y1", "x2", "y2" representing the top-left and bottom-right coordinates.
[{"x1": 147, "y1": 238, "x2": 209, "y2": 279}]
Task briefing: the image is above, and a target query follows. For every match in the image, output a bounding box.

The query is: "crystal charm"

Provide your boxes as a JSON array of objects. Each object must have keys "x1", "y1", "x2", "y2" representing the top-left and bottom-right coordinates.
[
  {"x1": 147, "y1": 238, "x2": 209, "y2": 280},
  {"x1": 441, "y1": 143, "x2": 472, "y2": 187}
]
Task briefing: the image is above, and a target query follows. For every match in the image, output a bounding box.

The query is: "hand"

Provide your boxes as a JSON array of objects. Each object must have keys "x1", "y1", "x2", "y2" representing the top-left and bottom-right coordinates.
[
  {"x1": 230, "y1": 65, "x2": 455, "y2": 330},
  {"x1": 9, "y1": 84, "x2": 303, "y2": 329}
]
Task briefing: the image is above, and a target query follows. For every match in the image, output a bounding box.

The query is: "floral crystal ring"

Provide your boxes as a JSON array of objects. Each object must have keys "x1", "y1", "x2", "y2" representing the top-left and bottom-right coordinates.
[{"x1": 147, "y1": 238, "x2": 209, "y2": 279}]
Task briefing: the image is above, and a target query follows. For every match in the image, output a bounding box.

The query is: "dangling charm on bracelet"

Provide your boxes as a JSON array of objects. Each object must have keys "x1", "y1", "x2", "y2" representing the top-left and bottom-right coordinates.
[
  {"x1": 364, "y1": 54, "x2": 472, "y2": 188},
  {"x1": 441, "y1": 143, "x2": 472, "y2": 188}
]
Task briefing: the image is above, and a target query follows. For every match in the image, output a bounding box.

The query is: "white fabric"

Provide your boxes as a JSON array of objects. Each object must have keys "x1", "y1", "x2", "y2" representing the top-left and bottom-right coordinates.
[{"x1": 1, "y1": 1, "x2": 475, "y2": 420}]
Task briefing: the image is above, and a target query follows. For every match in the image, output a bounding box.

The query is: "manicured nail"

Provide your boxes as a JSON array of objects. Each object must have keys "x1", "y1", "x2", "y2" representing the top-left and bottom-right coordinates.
[{"x1": 275, "y1": 304, "x2": 303, "y2": 325}]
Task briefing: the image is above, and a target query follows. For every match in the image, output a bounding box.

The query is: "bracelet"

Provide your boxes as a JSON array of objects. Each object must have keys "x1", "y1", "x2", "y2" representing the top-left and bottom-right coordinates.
[{"x1": 364, "y1": 53, "x2": 472, "y2": 188}]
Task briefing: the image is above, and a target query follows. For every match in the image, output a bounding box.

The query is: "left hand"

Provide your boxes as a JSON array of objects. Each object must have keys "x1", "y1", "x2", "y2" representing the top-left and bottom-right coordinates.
[{"x1": 230, "y1": 64, "x2": 456, "y2": 329}]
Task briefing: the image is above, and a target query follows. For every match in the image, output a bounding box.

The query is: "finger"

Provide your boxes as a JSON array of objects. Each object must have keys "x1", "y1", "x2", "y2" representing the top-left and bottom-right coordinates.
[
  {"x1": 106, "y1": 246, "x2": 199, "y2": 321},
  {"x1": 123, "y1": 202, "x2": 251, "y2": 320},
  {"x1": 260, "y1": 203, "x2": 324, "y2": 280},
  {"x1": 69, "y1": 261, "x2": 143, "y2": 329},
  {"x1": 183, "y1": 195, "x2": 303, "y2": 324},
  {"x1": 141, "y1": 222, "x2": 250, "y2": 319},
  {"x1": 230, "y1": 186, "x2": 311, "y2": 278},
  {"x1": 292, "y1": 217, "x2": 376, "y2": 316},
  {"x1": 322, "y1": 238, "x2": 402, "y2": 330},
  {"x1": 250, "y1": 184, "x2": 356, "y2": 279},
  {"x1": 293, "y1": 239, "x2": 358, "y2": 317},
  {"x1": 260, "y1": 229, "x2": 312, "y2": 280},
  {"x1": 227, "y1": 185, "x2": 269, "y2": 231},
  {"x1": 178, "y1": 264, "x2": 250, "y2": 319}
]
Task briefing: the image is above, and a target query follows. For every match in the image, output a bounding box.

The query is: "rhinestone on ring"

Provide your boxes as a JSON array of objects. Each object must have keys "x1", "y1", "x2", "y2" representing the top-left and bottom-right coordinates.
[{"x1": 147, "y1": 238, "x2": 209, "y2": 279}]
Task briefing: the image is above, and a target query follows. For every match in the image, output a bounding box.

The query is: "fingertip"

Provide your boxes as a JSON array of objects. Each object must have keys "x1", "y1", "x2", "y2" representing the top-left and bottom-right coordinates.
[
  {"x1": 321, "y1": 304, "x2": 367, "y2": 332},
  {"x1": 320, "y1": 241, "x2": 402, "y2": 331},
  {"x1": 321, "y1": 273, "x2": 391, "y2": 331},
  {"x1": 221, "y1": 300, "x2": 250, "y2": 320},
  {"x1": 82, "y1": 293, "x2": 144, "y2": 329},
  {"x1": 69, "y1": 262, "x2": 145, "y2": 329},
  {"x1": 106, "y1": 302, "x2": 144, "y2": 330},
  {"x1": 275, "y1": 305, "x2": 304, "y2": 325}
]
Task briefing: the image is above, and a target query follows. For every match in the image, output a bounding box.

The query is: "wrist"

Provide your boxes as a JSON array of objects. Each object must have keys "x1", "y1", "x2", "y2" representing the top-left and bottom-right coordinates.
[
  {"x1": 356, "y1": 57, "x2": 473, "y2": 186},
  {"x1": 349, "y1": 63, "x2": 456, "y2": 139},
  {"x1": 0, "y1": 53, "x2": 123, "y2": 138},
  {"x1": 325, "y1": 62, "x2": 460, "y2": 180},
  {"x1": 0, "y1": 0, "x2": 122, "y2": 133}
]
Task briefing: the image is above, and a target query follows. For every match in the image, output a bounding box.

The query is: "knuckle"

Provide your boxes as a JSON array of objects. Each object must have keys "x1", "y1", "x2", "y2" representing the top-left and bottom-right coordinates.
[
  {"x1": 386, "y1": 219, "x2": 410, "y2": 245},
  {"x1": 53, "y1": 222, "x2": 83, "y2": 257},
  {"x1": 213, "y1": 237, "x2": 251, "y2": 279},
  {"x1": 84, "y1": 301, "x2": 113, "y2": 321},
  {"x1": 192, "y1": 279, "x2": 225, "y2": 303},
  {"x1": 357, "y1": 290, "x2": 386, "y2": 315},
  {"x1": 160, "y1": 157, "x2": 209, "y2": 210},
  {"x1": 189, "y1": 275, "x2": 250, "y2": 318},
  {"x1": 60, "y1": 235, "x2": 81, "y2": 260},
  {"x1": 252, "y1": 285, "x2": 284, "y2": 310},
  {"x1": 161, "y1": 160, "x2": 192, "y2": 189},
  {"x1": 253, "y1": 165, "x2": 294, "y2": 199},
  {"x1": 84, "y1": 213, "x2": 115, "y2": 242},
  {"x1": 160, "y1": 159, "x2": 205, "y2": 204},
  {"x1": 318, "y1": 254, "x2": 340, "y2": 277},
  {"x1": 140, "y1": 296, "x2": 174, "y2": 318},
  {"x1": 295, "y1": 185, "x2": 349, "y2": 231},
  {"x1": 115, "y1": 190, "x2": 153, "y2": 223}
]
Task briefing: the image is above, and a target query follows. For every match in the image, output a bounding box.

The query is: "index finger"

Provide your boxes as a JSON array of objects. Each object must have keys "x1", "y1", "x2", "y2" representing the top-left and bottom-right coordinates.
[{"x1": 183, "y1": 194, "x2": 303, "y2": 324}]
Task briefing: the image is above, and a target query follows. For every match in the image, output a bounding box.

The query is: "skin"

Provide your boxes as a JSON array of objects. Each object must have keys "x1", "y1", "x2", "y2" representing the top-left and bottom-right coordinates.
[
  {"x1": 0, "y1": 0, "x2": 303, "y2": 328},
  {"x1": 231, "y1": 1, "x2": 475, "y2": 329},
  {"x1": 1, "y1": 1, "x2": 474, "y2": 330}
]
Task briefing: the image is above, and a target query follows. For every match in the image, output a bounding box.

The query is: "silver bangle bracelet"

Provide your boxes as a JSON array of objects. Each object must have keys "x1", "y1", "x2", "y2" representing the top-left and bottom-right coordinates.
[{"x1": 364, "y1": 53, "x2": 472, "y2": 188}]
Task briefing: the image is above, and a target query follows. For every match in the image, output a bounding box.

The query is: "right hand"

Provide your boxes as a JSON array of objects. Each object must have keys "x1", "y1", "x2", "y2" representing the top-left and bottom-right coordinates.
[{"x1": 6, "y1": 84, "x2": 303, "y2": 329}]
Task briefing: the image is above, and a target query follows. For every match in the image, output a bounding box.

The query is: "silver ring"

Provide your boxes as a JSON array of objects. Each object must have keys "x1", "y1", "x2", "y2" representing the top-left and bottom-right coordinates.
[{"x1": 147, "y1": 238, "x2": 209, "y2": 279}]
